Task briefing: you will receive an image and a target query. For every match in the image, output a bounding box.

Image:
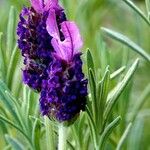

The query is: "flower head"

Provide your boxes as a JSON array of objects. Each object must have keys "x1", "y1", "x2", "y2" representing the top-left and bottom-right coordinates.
[
  {"x1": 40, "y1": 54, "x2": 88, "y2": 122},
  {"x1": 40, "y1": 18, "x2": 88, "y2": 122},
  {"x1": 17, "y1": 0, "x2": 66, "y2": 91},
  {"x1": 18, "y1": 0, "x2": 88, "y2": 123}
]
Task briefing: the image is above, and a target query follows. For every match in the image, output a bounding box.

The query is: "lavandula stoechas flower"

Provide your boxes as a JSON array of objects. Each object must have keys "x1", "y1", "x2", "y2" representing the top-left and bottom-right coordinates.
[
  {"x1": 17, "y1": 0, "x2": 66, "y2": 91},
  {"x1": 17, "y1": 0, "x2": 88, "y2": 123},
  {"x1": 40, "y1": 16, "x2": 88, "y2": 122}
]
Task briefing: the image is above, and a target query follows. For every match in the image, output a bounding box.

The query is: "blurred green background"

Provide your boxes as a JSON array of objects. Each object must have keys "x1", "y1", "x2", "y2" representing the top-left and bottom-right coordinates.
[{"x1": 0, "y1": 0, "x2": 150, "y2": 149}]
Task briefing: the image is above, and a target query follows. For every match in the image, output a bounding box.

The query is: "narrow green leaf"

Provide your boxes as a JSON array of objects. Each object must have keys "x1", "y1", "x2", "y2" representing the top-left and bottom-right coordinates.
[
  {"x1": 5, "y1": 135, "x2": 24, "y2": 150},
  {"x1": 6, "y1": 44, "x2": 19, "y2": 88},
  {"x1": 4, "y1": 89, "x2": 31, "y2": 143},
  {"x1": 0, "y1": 33, "x2": 5, "y2": 79},
  {"x1": 87, "y1": 94, "x2": 92, "y2": 113},
  {"x1": 23, "y1": 88, "x2": 32, "y2": 129},
  {"x1": 0, "y1": 105, "x2": 8, "y2": 117},
  {"x1": 21, "y1": 85, "x2": 33, "y2": 126},
  {"x1": 15, "y1": 80, "x2": 23, "y2": 99},
  {"x1": 22, "y1": 85, "x2": 28, "y2": 114},
  {"x1": 104, "y1": 59, "x2": 139, "y2": 124},
  {"x1": 4, "y1": 90, "x2": 18, "y2": 106},
  {"x1": 101, "y1": 27, "x2": 150, "y2": 62},
  {"x1": 145, "y1": 0, "x2": 150, "y2": 19},
  {"x1": 99, "y1": 116, "x2": 121, "y2": 150},
  {"x1": 123, "y1": 0, "x2": 150, "y2": 26},
  {"x1": 99, "y1": 66, "x2": 110, "y2": 104},
  {"x1": 0, "y1": 113, "x2": 8, "y2": 135},
  {"x1": 27, "y1": 89, "x2": 31, "y2": 119},
  {"x1": 129, "y1": 84, "x2": 150, "y2": 122},
  {"x1": 110, "y1": 66, "x2": 126, "y2": 80},
  {"x1": 78, "y1": 113, "x2": 87, "y2": 147},
  {"x1": 0, "y1": 80, "x2": 26, "y2": 131},
  {"x1": 0, "y1": 80, "x2": 21, "y2": 124},
  {"x1": 26, "y1": 90, "x2": 39, "y2": 115},
  {"x1": 6, "y1": 6, "x2": 16, "y2": 60},
  {"x1": 98, "y1": 66, "x2": 110, "y2": 129},
  {"x1": 72, "y1": 125, "x2": 81, "y2": 149},
  {"x1": 116, "y1": 123, "x2": 132, "y2": 150},
  {"x1": 86, "y1": 106, "x2": 98, "y2": 149},
  {"x1": 78, "y1": 113, "x2": 86, "y2": 131},
  {"x1": 45, "y1": 116, "x2": 55, "y2": 150},
  {"x1": 86, "y1": 49, "x2": 95, "y2": 74},
  {"x1": 84, "y1": 133, "x2": 90, "y2": 150},
  {"x1": 4, "y1": 90, "x2": 28, "y2": 134},
  {"x1": 32, "y1": 119, "x2": 41, "y2": 150},
  {"x1": 0, "y1": 114, "x2": 32, "y2": 148},
  {"x1": 89, "y1": 68, "x2": 97, "y2": 122},
  {"x1": 86, "y1": 106, "x2": 95, "y2": 128}
]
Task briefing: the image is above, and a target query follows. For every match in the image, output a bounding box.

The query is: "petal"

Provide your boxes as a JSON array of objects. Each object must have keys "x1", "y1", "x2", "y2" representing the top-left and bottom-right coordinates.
[
  {"x1": 30, "y1": 0, "x2": 43, "y2": 13},
  {"x1": 44, "y1": 0, "x2": 57, "y2": 7},
  {"x1": 51, "y1": 38, "x2": 67, "y2": 60},
  {"x1": 46, "y1": 9, "x2": 60, "y2": 39},
  {"x1": 51, "y1": 21, "x2": 83, "y2": 61},
  {"x1": 44, "y1": 0, "x2": 63, "y2": 11},
  {"x1": 60, "y1": 21, "x2": 83, "y2": 58}
]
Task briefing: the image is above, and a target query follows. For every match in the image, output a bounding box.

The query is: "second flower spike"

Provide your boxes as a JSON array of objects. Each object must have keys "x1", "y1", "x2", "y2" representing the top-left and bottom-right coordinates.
[{"x1": 17, "y1": 0, "x2": 66, "y2": 91}]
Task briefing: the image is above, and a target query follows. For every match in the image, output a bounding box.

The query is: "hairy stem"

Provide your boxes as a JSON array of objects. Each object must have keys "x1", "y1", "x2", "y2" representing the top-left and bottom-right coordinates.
[{"x1": 58, "y1": 124, "x2": 67, "y2": 150}]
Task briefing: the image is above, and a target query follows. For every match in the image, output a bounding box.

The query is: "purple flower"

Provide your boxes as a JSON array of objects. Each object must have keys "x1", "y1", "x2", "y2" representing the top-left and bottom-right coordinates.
[
  {"x1": 17, "y1": 0, "x2": 66, "y2": 91},
  {"x1": 40, "y1": 19, "x2": 88, "y2": 122},
  {"x1": 17, "y1": 0, "x2": 88, "y2": 122},
  {"x1": 30, "y1": 0, "x2": 62, "y2": 13}
]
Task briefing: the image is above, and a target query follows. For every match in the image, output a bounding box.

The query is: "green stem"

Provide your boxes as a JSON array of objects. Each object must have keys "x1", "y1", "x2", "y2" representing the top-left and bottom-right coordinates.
[{"x1": 58, "y1": 124, "x2": 67, "y2": 150}]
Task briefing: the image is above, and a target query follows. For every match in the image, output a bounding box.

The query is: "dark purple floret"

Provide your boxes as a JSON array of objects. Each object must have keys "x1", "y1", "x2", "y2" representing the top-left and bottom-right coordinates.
[
  {"x1": 40, "y1": 53, "x2": 88, "y2": 122},
  {"x1": 17, "y1": 7, "x2": 66, "y2": 91}
]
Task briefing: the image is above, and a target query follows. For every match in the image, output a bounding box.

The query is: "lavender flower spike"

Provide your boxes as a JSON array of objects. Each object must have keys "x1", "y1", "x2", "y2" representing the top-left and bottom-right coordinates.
[
  {"x1": 17, "y1": 0, "x2": 66, "y2": 91},
  {"x1": 40, "y1": 20, "x2": 88, "y2": 122}
]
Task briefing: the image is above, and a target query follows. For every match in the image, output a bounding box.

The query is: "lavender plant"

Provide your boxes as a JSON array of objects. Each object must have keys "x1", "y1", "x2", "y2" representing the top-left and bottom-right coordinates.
[{"x1": 0, "y1": 0, "x2": 149, "y2": 150}]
